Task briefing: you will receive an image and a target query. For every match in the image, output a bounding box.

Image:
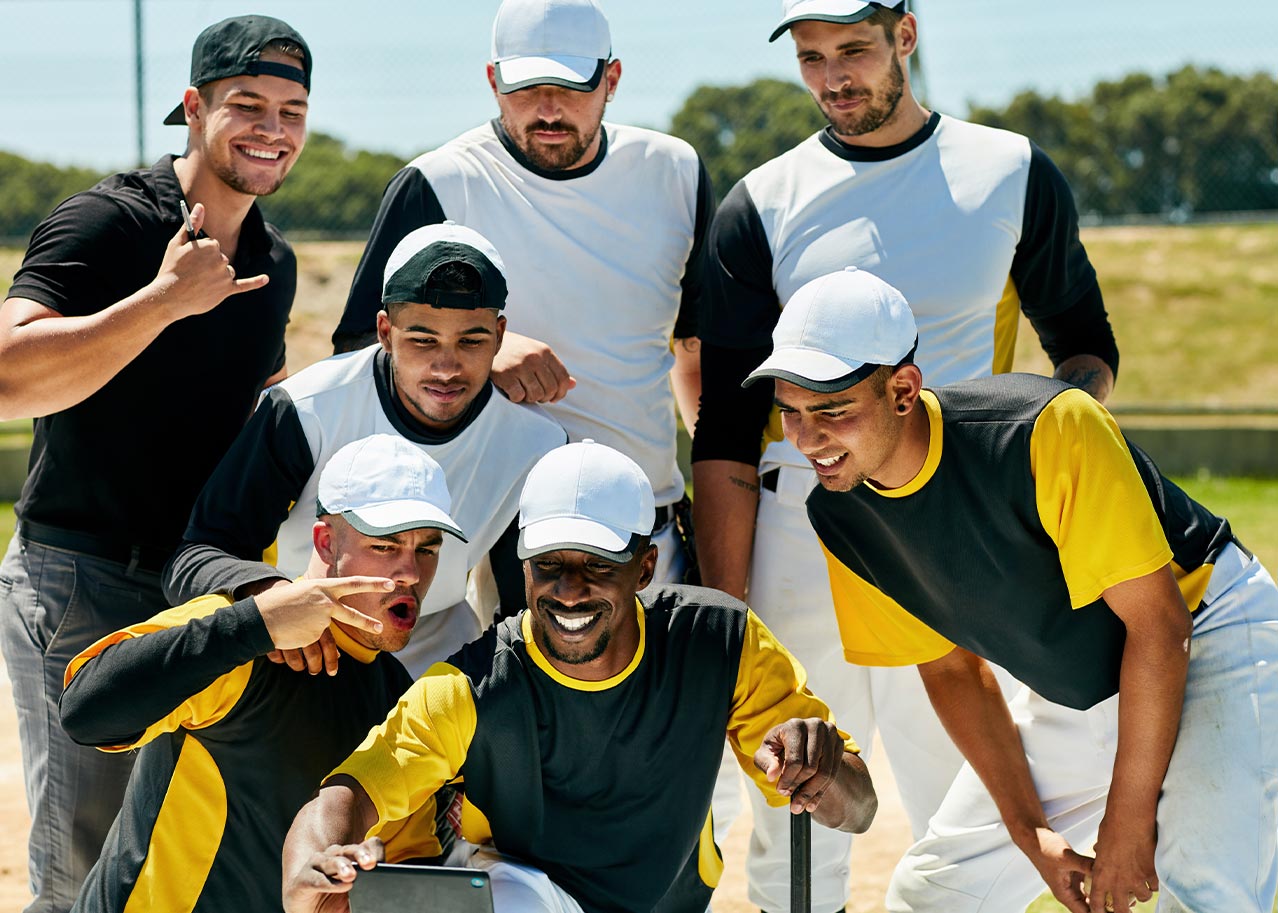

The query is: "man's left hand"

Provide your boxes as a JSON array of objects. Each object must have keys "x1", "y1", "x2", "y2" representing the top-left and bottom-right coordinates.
[
  {"x1": 1087, "y1": 815, "x2": 1157, "y2": 912},
  {"x1": 754, "y1": 717, "x2": 845, "y2": 814}
]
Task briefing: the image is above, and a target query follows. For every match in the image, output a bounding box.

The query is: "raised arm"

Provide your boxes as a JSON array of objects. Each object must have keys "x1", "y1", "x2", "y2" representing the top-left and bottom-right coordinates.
[{"x1": 282, "y1": 776, "x2": 383, "y2": 913}]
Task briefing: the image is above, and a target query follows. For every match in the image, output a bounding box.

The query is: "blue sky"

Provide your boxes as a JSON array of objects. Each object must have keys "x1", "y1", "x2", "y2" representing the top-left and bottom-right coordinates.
[{"x1": 1, "y1": 0, "x2": 1275, "y2": 170}]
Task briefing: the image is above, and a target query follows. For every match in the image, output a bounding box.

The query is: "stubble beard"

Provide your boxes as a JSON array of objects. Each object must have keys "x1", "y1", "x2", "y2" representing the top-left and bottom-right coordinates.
[
  {"x1": 534, "y1": 598, "x2": 612, "y2": 666},
  {"x1": 506, "y1": 115, "x2": 601, "y2": 171},
  {"x1": 820, "y1": 52, "x2": 906, "y2": 138}
]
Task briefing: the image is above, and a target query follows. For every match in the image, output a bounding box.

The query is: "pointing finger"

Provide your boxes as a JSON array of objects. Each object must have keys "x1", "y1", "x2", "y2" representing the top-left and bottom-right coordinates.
[
  {"x1": 324, "y1": 576, "x2": 396, "y2": 598},
  {"x1": 332, "y1": 601, "x2": 385, "y2": 637},
  {"x1": 228, "y1": 274, "x2": 270, "y2": 295}
]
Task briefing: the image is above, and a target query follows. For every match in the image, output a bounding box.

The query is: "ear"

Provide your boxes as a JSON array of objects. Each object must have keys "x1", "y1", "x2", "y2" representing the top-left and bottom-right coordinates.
[
  {"x1": 888, "y1": 364, "x2": 923, "y2": 414},
  {"x1": 635, "y1": 543, "x2": 658, "y2": 591},
  {"x1": 897, "y1": 12, "x2": 919, "y2": 57},
  {"x1": 486, "y1": 62, "x2": 500, "y2": 97},
  {"x1": 376, "y1": 310, "x2": 393, "y2": 352},
  {"x1": 604, "y1": 59, "x2": 621, "y2": 100},
  {"x1": 313, "y1": 519, "x2": 337, "y2": 567},
  {"x1": 182, "y1": 86, "x2": 202, "y2": 129},
  {"x1": 493, "y1": 314, "x2": 507, "y2": 353}
]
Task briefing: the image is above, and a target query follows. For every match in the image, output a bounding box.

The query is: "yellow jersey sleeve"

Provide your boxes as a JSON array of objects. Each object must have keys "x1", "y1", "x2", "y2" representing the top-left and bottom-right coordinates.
[
  {"x1": 62, "y1": 595, "x2": 255, "y2": 752},
  {"x1": 1029, "y1": 388, "x2": 1173, "y2": 607},
  {"x1": 328, "y1": 661, "x2": 478, "y2": 834},
  {"x1": 820, "y1": 542, "x2": 956, "y2": 667},
  {"x1": 727, "y1": 610, "x2": 859, "y2": 808}
]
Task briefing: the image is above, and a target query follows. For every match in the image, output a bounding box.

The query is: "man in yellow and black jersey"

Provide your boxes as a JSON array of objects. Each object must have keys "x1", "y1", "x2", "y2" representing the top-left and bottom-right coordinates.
[
  {"x1": 58, "y1": 436, "x2": 467, "y2": 913},
  {"x1": 283, "y1": 441, "x2": 878, "y2": 913},
  {"x1": 744, "y1": 267, "x2": 1278, "y2": 913}
]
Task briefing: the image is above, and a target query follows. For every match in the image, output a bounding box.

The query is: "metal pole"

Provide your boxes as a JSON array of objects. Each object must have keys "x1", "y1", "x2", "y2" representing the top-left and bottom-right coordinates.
[
  {"x1": 790, "y1": 810, "x2": 811, "y2": 913},
  {"x1": 133, "y1": 0, "x2": 145, "y2": 167}
]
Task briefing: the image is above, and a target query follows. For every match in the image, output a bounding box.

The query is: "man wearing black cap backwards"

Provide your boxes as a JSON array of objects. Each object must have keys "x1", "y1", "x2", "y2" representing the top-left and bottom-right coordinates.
[
  {"x1": 282, "y1": 441, "x2": 878, "y2": 913},
  {"x1": 164, "y1": 223, "x2": 566, "y2": 678},
  {"x1": 0, "y1": 15, "x2": 311, "y2": 912}
]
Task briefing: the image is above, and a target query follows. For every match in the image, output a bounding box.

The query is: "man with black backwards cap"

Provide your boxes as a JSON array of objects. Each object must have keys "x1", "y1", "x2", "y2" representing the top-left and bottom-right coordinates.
[
  {"x1": 281, "y1": 440, "x2": 878, "y2": 913},
  {"x1": 331, "y1": 0, "x2": 711, "y2": 587},
  {"x1": 745, "y1": 266, "x2": 1278, "y2": 913},
  {"x1": 0, "y1": 15, "x2": 311, "y2": 911},
  {"x1": 59, "y1": 435, "x2": 466, "y2": 913},
  {"x1": 691, "y1": 1, "x2": 1121, "y2": 907},
  {"x1": 164, "y1": 223, "x2": 566, "y2": 677}
]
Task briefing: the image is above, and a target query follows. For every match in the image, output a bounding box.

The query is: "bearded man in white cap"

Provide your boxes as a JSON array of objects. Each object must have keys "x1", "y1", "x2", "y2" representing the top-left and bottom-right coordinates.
[
  {"x1": 282, "y1": 440, "x2": 879, "y2": 913},
  {"x1": 61, "y1": 435, "x2": 468, "y2": 913},
  {"x1": 164, "y1": 223, "x2": 565, "y2": 676},
  {"x1": 332, "y1": 0, "x2": 711, "y2": 588},
  {"x1": 746, "y1": 266, "x2": 1278, "y2": 913}
]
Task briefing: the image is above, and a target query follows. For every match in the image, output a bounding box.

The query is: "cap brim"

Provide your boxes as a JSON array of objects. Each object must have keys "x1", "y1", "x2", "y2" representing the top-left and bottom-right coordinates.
[
  {"x1": 744, "y1": 347, "x2": 880, "y2": 393},
  {"x1": 494, "y1": 56, "x2": 605, "y2": 94},
  {"x1": 163, "y1": 102, "x2": 186, "y2": 126},
  {"x1": 768, "y1": 4, "x2": 880, "y2": 42},
  {"x1": 343, "y1": 501, "x2": 468, "y2": 542},
  {"x1": 517, "y1": 517, "x2": 642, "y2": 563}
]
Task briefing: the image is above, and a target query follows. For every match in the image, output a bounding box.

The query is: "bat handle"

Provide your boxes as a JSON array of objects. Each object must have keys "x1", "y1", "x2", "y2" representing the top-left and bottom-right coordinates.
[{"x1": 791, "y1": 809, "x2": 811, "y2": 913}]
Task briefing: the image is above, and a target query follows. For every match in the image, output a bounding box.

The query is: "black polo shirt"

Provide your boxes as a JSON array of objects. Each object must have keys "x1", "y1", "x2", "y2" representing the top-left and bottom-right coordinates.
[{"x1": 9, "y1": 155, "x2": 295, "y2": 556}]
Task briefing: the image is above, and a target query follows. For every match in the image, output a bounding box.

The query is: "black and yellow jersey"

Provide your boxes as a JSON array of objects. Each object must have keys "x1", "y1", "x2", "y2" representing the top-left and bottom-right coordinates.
[
  {"x1": 59, "y1": 595, "x2": 426, "y2": 913},
  {"x1": 331, "y1": 585, "x2": 856, "y2": 913},
  {"x1": 809, "y1": 374, "x2": 1235, "y2": 711}
]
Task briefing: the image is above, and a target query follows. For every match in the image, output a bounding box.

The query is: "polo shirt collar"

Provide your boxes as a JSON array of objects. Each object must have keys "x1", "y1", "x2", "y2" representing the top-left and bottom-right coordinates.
[{"x1": 152, "y1": 154, "x2": 274, "y2": 264}]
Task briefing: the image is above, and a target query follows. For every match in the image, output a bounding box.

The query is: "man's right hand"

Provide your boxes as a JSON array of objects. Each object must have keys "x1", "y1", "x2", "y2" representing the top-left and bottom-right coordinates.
[
  {"x1": 1021, "y1": 826, "x2": 1094, "y2": 913},
  {"x1": 255, "y1": 576, "x2": 393, "y2": 655},
  {"x1": 151, "y1": 202, "x2": 270, "y2": 320},
  {"x1": 283, "y1": 836, "x2": 384, "y2": 913}
]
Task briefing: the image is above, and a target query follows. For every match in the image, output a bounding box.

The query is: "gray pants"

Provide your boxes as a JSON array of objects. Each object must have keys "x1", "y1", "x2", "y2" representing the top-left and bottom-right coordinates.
[{"x1": 0, "y1": 533, "x2": 168, "y2": 912}]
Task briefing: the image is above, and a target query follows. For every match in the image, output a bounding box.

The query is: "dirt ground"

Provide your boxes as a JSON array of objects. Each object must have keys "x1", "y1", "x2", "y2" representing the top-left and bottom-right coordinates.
[{"x1": 0, "y1": 647, "x2": 913, "y2": 912}]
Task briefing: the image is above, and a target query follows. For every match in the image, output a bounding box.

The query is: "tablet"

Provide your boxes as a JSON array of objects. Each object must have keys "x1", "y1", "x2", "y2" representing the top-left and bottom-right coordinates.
[{"x1": 347, "y1": 863, "x2": 494, "y2": 913}]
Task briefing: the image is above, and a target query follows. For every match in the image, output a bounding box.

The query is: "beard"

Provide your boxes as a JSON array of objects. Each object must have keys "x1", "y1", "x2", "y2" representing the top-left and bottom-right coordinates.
[
  {"x1": 208, "y1": 148, "x2": 290, "y2": 197},
  {"x1": 819, "y1": 52, "x2": 906, "y2": 138},
  {"x1": 533, "y1": 596, "x2": 613, "y2": 665},
  {"x1": 507, "y1": 116, "x2": 601, "y2": 171}
]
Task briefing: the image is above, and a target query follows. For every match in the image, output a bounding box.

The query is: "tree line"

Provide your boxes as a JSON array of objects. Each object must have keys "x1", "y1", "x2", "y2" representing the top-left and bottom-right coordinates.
[{"x1": 2, "y1": 65, "x2": 1274, "y2": 243}]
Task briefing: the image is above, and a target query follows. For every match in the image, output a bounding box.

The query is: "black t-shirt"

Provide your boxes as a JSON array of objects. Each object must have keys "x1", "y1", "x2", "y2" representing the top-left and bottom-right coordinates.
[{"x1": 9, "y1": 155, "x2": 295, "y2": 553}]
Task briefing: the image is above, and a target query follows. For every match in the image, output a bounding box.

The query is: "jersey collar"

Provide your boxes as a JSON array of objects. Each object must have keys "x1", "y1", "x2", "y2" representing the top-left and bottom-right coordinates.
[
  {"x1": 819, "y1": 110, "x2": 941, "y2": 163},
  {"x1": 328, "y1": 620, "x2": 379, "y2": 664},
  {"x1": 864, "y1": 389, "x2": 943, "y2": 499},
  {"x1": 521, "y1": 597, "x2": 646, "y2": 691}
]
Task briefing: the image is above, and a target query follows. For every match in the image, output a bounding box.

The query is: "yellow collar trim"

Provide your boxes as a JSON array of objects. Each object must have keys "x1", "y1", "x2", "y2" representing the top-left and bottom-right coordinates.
[
  {"x1": 865, "y1": 389, "x2": 943, "y2": 499},
  {"x1": 328, "y1": 620, "x2": 379, "y2": 665},
  {"x1": 520, "y1": 598, "x2": 646, "y2": 692}
]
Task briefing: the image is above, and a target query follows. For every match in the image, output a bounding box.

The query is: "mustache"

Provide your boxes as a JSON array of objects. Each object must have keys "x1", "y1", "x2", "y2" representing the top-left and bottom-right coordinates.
[
  {"x1": 821, "y1": 87, "x2": 872, "y2": 104},
  {"x1": 525, "y1": 119, "x2": 579, "y2": 137},
  {"x1": 537, "y1": 596, "x2": 608, "y2": 617},
  {"x1": 381, "y1": 588, "x2": 419, "y2": 610}
]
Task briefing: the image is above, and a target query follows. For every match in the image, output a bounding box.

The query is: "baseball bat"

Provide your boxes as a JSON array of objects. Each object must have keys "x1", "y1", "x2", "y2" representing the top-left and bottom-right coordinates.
[{"x1": 791, "y1": 809, "x2": 811, "y2": 913}]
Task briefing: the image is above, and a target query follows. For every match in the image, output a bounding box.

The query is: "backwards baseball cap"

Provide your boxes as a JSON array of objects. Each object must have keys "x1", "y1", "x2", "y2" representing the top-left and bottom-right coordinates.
[
  {"x1": 317, "y1": 435, "x2": 467, "y2": 542},
  {"x1": 518, "y1": 440, "x2": 655, "y2": 563},
  {"x1": 164, "y1": 15, "x2": 312, "y2": 125},
  {"x1": 382, "y1": 222, "x2": 509, "y2": 311},
  {"x1": 768, "y1": 0, "x2": 906, "y2": 42},
  {"x1": 744, "y1": 267, "x2": 918, "y2": 392},
  {"x1": 492, "y1": 0, "x2": 611, "y2": 94}
]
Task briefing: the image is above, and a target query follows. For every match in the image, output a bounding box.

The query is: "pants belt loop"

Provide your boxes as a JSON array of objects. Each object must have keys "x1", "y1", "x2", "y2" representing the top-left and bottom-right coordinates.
[{"x1": 126, "y1": 545, "x2": 141, "y2": 579}]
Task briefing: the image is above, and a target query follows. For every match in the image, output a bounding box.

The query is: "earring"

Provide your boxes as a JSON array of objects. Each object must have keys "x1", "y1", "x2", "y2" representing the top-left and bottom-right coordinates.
[
  {"x1": 897, "y1": 403, "x2": 908, "y2": 414},
  {"x1": 606, "y1": 93, "x2": 615, "y2": 102}
]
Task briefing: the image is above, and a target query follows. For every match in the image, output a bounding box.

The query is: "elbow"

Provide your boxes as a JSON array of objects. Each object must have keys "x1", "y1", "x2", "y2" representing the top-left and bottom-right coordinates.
[{"x1": 58, "y1": 685, "x2": 103, "y2": 747}]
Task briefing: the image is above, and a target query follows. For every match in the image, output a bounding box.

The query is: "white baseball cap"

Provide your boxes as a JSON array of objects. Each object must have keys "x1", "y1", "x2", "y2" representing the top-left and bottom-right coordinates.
[
  {"x1": 491, "y1": 0, "x2": 611, "y2": 94},
  {"x1": 769, "y1": 0, "x2": 905, "y2": 42},
  {"x1": 744, "y1": 267, "x2": 918, "y2": 393},
  {"x1": 317, "y1": 435, "x2": 467, "y2": 542},
  {"x1": 517, "y1": 440, "x2": 655, "y2": 563},
  {"x1": 382, "y1": 222, "x2": 509, "y2": 311}
]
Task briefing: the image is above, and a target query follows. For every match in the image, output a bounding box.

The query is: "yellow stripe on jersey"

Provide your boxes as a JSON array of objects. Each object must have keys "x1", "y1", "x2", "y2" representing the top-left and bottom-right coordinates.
[
  {"x1": 727, "y1": 610, "x2": 859, "y2": 809},
  {"x1": 122, "y1": 736, "x2": 226, "y2": 913},
  {"x1": 820, "y1": 542, "x2": 957, "y2": 667},
  {"x1": 1172, "y1": 561, "x2": 1214, "y2": 613},
  {"x1": 696, "y1": 807, "x2": 724, "y2": 888},
  {"x1": 521, "y1": 600, "x2": 647, "y2": 691},
  {"x1": 1029, "y1": 388, "x2": 1174, "y2": 608},
  {"x1": 374, "y1": 794, "x2": 444, "y2": 863},
  {"x1": 763, "y1": 403, "x2": 785, "y2": 455},
  {"x1": 330, "y1": 661, "x2": 478, "y2": 834},
  {"x1": 63, "y1": 595, "x2": 255, "y2": 752},
  {"x1": 991, "y1": 275, "x2": 1021, "y2": 375}
]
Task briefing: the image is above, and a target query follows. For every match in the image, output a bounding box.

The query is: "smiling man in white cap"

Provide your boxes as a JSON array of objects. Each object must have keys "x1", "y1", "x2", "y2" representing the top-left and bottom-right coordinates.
[
  {"x1": 691, "y1": 1, "x2": 1121, "y2": 908},
  {"x1": 282, "y1": 439, "x2": 878, "y2": 913},
  {"x1": 746, "y1": 267, "x2": 1278, "y2": 913},
  {"x1": 60, "y1": 435, "x2": 467, "y2": 913},
  {"x1": 331, "y1": 0, "x2": 711, "y2": 589},
  {"x1": 164, "y1": 223, "x2": 565, "y2": 678}
]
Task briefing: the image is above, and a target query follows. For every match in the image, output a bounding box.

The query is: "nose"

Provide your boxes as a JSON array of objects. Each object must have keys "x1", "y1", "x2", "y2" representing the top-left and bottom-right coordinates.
[
  {"x1": 784, "y1": 412, "x2": 824, "y2": 455},
  {"x1": 823, "y1": 59, "x2": 850, "y2": 93},
  {"x1": 534, "y1": 87, "x2": 563, "y2": 121},
  {"x1": 254, "y1": 107, "x2": 285, "y2": 140},
  {"x1": 390, "y1": 550, "x2": 421, "y2": 589},
  {"x1": 550, "y1": 568, "x2": 591, "y2": 608},
  {"x1": 429, "y1": 347, "x2": 462, "y2": 381}
]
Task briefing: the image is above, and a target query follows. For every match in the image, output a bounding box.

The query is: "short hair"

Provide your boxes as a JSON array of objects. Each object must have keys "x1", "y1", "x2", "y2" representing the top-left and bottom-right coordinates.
[
  {"x1": 867, "y1": 364, "x2": 892, "y2": 396},
  {"x1": 385, "y1": 260, "x2": 484, "y2": 316},
  {"x1": 865, "y1": 6, "x2": 904, "y2": 44}
]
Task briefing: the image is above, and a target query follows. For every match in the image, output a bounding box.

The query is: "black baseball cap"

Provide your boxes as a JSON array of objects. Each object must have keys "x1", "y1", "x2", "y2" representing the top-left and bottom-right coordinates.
[
  {"x1": 163, "y1": 15, "x2": 312, "y2": 126},
  {"x1": 382, "y1": 223, "x2": 509, "y2": 312}
]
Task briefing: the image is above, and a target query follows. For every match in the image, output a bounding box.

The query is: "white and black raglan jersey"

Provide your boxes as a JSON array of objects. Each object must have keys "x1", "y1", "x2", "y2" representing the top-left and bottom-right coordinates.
[
  {"x1": 164, "y1": 344, "x2": 566, "y2": 623},
  {"x1": 693, "y1": 113, "x2": 1119, "y2": 472},
  {"x1": 332, "y1": 120, "x2": 714, "y2": 507}
]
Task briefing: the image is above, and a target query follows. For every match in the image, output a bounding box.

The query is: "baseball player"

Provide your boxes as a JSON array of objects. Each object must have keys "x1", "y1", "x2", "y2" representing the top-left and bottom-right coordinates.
[
  {"x1": 163, "y1": 223, "x2": 566, "y2": 677},
  {"x1": 748, "y1": 266, "x2": 1278, "y2": 913},
  {"x1": 0, "y1": 16, "x2": 312, "y2": 910},
  {"x1": 692, "y1": 2, "x2": 1120, "y2": 908},
  {"x1": 330, "y1": 0, "x2": 712, "y2": 585},
  {"x1": 60, "y1": 436, "x2": 466, "y2": 913},
  {"x1": 281, "y1": 441, "x2": 878, "y2": 913}
]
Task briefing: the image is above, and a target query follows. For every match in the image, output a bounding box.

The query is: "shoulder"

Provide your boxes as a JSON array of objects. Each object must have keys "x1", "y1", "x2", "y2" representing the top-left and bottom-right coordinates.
[
  {"x1": 934, "y1": 115, "x2": 1031, "y2": 171},
  {"x1": 278, "y1": 346, "x2": 379, "y2": 404},
  {"x1": 604, "y1": 123, "x2": 702, "y2": 181},
  {"x1": 935, "y1": 374, "x2": 1074, "y2": 430},
  {"x1": 476, "y1": 395, "x2": 568, "y2": 448},
  {"x1": 643, "y1": 584, "x2": 750, "y2": 641},
  {"x1": 405, "y1": 124, "x2": 500, "y2": 180}
]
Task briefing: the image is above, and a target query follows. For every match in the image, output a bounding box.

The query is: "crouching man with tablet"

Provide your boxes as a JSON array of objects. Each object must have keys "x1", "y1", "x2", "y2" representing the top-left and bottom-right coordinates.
[{"x1": 282, "y1": 441, "x2": 878, "y2": 913}]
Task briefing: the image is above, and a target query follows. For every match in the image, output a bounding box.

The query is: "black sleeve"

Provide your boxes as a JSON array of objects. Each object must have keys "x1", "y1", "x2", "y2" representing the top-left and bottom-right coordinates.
[
  {"x1": 488, "y1": 517, "x2": 526, "y2": 623},
  {"x1": 673, "y1": 156, "x2": 717, "y2": 340},
  {"x1": 689, "y1": 341, "x2": 775, "y2": 465},
  {"x1": 1013, "y1": 144, "x2": 1119, "y2": 376},
  {"x1": 697, "y1": 180, "x2": 780, "y2": 349},
  {"x1": 331, "y1": 167, "x2": 448, "y2": 353},
  {"x1": 162, "y1": 386, "x2": 316, "y2": 604},
  {"x1": 59, "y1": 598, "x2": 272, "y2": 747}
]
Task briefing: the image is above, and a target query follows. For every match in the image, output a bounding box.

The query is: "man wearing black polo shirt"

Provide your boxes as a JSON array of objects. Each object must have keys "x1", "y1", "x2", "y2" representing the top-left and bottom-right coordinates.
[{"x1": 0, "y1": 15, "x2": 311, "y2": 912}]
